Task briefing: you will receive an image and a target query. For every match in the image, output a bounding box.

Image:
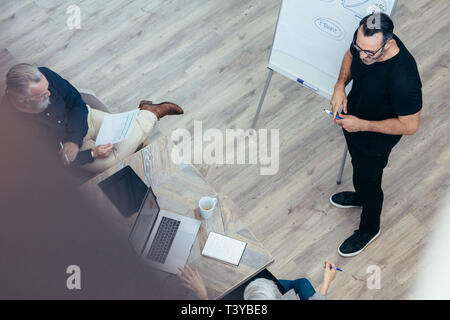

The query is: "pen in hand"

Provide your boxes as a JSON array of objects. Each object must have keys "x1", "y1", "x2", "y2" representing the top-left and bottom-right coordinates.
[
  {"x1": 324, "y1": 109, "x2": 343, "y2": 120},
  {"x1": 324, "y1": 261, "x2": 343, "y2": 272},
  {"x1": 59, "y1": 142, "x2": 70, "y2": 165}
]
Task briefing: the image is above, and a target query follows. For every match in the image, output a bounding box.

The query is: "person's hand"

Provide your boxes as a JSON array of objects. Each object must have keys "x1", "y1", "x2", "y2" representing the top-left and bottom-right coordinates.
[
  {"x1": 335, "y1": 114, "x2": 367, "y2": 133},
  {"x1": 177, "y1": 264, "x2": 208, "y2": 300},
  {"x1": 92, "y1": 143, "x2": 114, "y2": 159},
  {"x1": 320, "y1": 261, "x2": 337, "y2": 296},
  {"x1": 59, "y1": 142, "x2": 79, "y2": 164},
  {"x1": 323, "y1": 261, "x2": 337, "y2": 285},
  {"x1": 330, "y1": 86, "x2": 348, "y2": 121}
]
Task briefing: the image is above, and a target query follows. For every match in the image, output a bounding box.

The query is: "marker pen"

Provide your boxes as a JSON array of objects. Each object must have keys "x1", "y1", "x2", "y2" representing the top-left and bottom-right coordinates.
[{"x1": 324, "y1": 109, "x2": 343, "y2": 120}]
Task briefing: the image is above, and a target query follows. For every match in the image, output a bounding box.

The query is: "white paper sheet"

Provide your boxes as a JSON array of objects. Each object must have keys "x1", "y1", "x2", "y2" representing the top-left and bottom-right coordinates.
[
  {"x1": 95, "y1": 109, "x2": 139, "y2": 146},
  {"x1": 201, "y1": 232, "x2": 247, "y2": 266}
]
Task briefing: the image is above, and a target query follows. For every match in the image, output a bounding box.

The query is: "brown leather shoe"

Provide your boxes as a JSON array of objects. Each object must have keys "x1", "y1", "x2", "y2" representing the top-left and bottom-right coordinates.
[
  {"x1": 139, "y1": 100, "x2": 152, "y2": 108},
  {"x1": 139, "y1": 101, "x2": 184, "y2": 120}
]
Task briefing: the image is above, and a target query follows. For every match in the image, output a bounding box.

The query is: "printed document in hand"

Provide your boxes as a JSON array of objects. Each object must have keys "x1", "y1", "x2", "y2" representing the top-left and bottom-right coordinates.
[
  {"x1": 95, "y1": 109, "x2": 139, "y2": 146},
  {"x1": 201, "y1": 232, "x2": 247, "y2": 266}
]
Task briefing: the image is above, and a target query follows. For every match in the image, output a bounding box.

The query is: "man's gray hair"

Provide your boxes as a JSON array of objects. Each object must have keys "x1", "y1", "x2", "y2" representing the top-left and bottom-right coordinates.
[
  {"x1": 243, "y1": 278, "x2": 282, "y2": 300},
  {"x1": 6, "y1": 63, "x2": 42, "y2": 97}
]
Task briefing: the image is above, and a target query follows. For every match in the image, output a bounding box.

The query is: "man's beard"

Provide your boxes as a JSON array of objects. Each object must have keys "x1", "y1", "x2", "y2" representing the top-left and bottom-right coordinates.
[
  {"x1": 361, "y1": 48, "x2": 385, "y2": 66},
  {"x1": 28, "y1": 97, "x2": 50, "y2": 114},
  {"x1": 362, "y1": 58, "x2": 377, "y2": 66}
]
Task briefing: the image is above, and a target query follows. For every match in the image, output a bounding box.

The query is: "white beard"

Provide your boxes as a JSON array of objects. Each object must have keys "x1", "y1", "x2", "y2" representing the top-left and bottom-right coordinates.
[{"x1": 29, "y1": 96, "x2": 50, "y2": 114}]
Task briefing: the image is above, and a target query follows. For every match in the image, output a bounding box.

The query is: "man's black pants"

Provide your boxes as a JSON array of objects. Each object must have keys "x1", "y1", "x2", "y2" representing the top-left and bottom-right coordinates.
[{"x1": 345, "y1": 140, "x2": 392, "y2": 236}]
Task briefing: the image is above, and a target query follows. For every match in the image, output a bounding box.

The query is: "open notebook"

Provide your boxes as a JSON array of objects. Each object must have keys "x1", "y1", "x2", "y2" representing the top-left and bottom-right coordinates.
[{"x1": 201, "y1": 232, "x2": 247, "y2": 266}]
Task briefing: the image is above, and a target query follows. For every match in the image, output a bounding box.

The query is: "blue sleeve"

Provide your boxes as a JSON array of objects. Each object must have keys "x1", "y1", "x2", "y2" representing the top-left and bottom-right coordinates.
[
  {"x1": 39, "y1": 67, "x2": 88, "y2": 146},
  {"x1": 72, "y1": 149, "x2": 95, "y2": 166}
]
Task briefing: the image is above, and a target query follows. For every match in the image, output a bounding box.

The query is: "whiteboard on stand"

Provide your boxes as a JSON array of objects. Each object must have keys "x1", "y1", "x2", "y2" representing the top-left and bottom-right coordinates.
[{"x1": 268, "y1": 0, "x2": 398, "y2": 99}]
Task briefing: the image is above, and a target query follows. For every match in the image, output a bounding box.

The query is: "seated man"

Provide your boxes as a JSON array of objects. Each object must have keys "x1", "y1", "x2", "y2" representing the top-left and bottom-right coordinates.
[{"x1": 3, "y1": 63, "x2": 183, "y2": 173}]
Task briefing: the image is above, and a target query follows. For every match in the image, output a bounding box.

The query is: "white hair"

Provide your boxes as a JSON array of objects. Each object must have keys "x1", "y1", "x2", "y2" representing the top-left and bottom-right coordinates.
[
  {"x1": 6, "y1": 63, "x2": 41, "y2": 98},
  {"x1": 243, "y1": 278, "x2": 282, "y2": 300}
]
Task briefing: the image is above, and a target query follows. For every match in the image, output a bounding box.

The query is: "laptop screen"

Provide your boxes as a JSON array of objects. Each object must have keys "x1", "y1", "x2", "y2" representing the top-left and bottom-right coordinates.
[
  {"x1": 129, "y1": 187, "x2": 160, "y2": 256},
  {"x1": 97, "y1": 166, "x2": 148, "y2": 217}
]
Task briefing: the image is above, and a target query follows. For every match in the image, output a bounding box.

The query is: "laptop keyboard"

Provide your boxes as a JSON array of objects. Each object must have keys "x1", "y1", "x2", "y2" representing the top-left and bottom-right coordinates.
[{"x1": 147, "y1": 216, "x2": 181, "y2": 264}]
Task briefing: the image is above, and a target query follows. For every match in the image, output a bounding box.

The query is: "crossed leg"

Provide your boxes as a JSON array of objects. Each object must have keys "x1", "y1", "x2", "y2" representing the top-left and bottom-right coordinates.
[{"x1": 80, "y1": 106, "x2": 157, "y2": 173}]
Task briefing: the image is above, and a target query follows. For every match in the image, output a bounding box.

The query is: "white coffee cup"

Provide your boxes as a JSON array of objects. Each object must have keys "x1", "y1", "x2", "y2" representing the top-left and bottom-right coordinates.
[{"x1": 199, "y1": 196, "x2": 218, "y2": 219}]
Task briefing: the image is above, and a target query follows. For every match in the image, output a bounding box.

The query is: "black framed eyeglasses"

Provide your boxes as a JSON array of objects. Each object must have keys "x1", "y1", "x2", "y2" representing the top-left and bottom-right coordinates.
[{"x1": 352, "y1": 33, "x2": 390, "y2": 58}]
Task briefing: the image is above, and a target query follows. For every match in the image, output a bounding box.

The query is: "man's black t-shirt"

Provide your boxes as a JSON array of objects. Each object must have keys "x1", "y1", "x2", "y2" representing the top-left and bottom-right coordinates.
[{"x1": 344, "y1": 33, "x2": 422, "y2": 157}]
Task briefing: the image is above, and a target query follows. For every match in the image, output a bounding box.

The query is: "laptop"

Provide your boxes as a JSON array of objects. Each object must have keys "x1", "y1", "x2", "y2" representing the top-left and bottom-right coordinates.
[
  {"x1": 98, "y1": 166, "x2": 148, "y2": 217},
  {"x1": 128, "y1": 180, "x2": 201, "y2": 274}
]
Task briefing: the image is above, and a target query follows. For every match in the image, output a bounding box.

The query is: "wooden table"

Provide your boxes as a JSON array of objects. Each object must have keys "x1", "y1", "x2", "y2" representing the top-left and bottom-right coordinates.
[{"x1": 81, "y1": 136, "x2": 273, "y2": 299}]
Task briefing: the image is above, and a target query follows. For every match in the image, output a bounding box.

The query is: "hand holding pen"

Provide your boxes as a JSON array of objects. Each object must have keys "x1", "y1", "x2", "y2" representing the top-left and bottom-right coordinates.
[
  {"x1": 59, "y1": 142, "x2": 70, "y2": 165},
  {"x1": 323, "y1": 261, "x2": 343, "y2": 272},
  {"x1": 330, "y1": 87, "x2": 348, "y2": 121},
  {"x1": 59, "y1": 141, "x2": 80, "y2": 165},
  {"x1": 323, "y1": 261, "x2": 339, "y2": 285},
  {"x1": 319, "y1": 261, "x2": 339, "y2": 296}
]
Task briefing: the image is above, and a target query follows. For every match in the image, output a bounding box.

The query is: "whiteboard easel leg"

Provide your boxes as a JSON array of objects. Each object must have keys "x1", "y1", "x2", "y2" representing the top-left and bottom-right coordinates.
[
  {"x1": 336, "y1": 145, "x2": 348, "y2": 185},
  {"x1": 251, "y1": 69, "x2": 273, "y2": 129}
]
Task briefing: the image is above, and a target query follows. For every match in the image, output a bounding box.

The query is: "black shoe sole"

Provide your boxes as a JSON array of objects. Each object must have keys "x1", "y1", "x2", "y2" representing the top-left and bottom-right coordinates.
[
  {"x1": 329, "y1": 195, "x2": 362, "y2": 208},
  {"x1": 338, "y1": 231, "x2": 381, "y2": 257}
]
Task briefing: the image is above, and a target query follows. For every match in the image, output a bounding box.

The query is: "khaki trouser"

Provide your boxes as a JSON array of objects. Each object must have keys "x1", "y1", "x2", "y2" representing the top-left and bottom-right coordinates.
[{"x1": 80, "y1": 106, "x2": 157, "y2": 173}]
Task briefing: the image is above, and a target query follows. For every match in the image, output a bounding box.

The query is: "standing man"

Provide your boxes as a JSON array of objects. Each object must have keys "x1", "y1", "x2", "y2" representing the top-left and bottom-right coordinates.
[{"x1": 329, "y1": 13, "x2": 422, "y2": 257}]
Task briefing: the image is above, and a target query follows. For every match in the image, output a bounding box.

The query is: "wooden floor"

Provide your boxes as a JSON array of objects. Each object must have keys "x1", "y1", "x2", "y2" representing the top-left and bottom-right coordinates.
[{"x1": 1, "y1": 0, "x2": 449, "y2": 299}]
